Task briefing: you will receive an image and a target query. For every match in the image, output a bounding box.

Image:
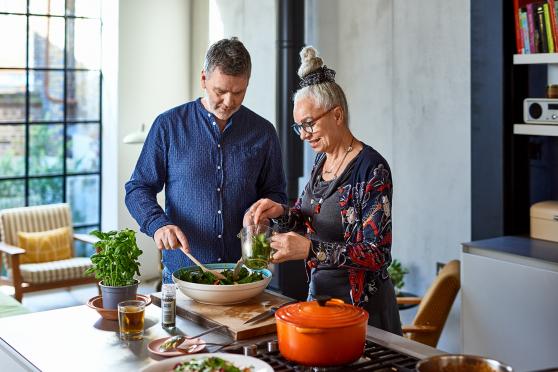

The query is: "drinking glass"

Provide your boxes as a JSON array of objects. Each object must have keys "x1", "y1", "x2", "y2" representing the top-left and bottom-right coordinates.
[
  {"x1": 238, "y1": 224, "x2": 274, "y2": 269},
  {"x1": 117, "y1": 300, "x2": 146, "y2": 340}
]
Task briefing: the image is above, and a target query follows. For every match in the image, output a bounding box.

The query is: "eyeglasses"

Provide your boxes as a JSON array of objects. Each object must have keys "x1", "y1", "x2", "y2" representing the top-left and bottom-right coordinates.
[{"x1": 291, "y1": 106, "x2": 336, "y2": 136}]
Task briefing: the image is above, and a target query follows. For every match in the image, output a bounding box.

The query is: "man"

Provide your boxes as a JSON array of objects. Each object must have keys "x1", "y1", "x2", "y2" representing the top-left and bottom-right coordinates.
[{"x1": 125, "y1": 38, "x2": 287, "y2": 284}]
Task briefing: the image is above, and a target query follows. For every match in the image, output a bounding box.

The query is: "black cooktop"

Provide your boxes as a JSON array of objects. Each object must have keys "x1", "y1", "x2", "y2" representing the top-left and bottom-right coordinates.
[{"x1": 225, "y1": 338, "x2": 419, "y2": 371}]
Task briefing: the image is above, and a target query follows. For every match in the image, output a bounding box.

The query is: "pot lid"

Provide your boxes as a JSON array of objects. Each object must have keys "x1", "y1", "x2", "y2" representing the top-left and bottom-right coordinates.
[{"x1": 275, "y1": 295, "x2": 368, "y2": 328}]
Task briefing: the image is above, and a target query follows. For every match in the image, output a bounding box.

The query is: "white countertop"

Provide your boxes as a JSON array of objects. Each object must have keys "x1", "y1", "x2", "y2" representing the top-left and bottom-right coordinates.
[{"x1": 0, "y1": 297, "x2": 443, "y2": 371}]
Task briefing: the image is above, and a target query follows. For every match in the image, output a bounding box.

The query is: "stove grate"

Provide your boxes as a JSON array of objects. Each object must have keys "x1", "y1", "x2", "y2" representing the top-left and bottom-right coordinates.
[{"x1": 225, "y1": 339, "x2": 419, "y2": 371}]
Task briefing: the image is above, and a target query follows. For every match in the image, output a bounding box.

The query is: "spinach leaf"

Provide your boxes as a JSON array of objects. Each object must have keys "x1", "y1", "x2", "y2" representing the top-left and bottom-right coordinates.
[
  {"x1": 176, "y1": 267, "x2": 264, "y2": 285},
  {"x1": 244, "y1": 233, "x2": 271, "y2": 269}
]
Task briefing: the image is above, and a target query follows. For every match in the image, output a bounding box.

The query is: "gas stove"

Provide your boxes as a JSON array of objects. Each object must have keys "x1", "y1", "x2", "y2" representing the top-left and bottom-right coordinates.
[{"x1": 225, "y1": 338, "x2": 419, "y2": 371}]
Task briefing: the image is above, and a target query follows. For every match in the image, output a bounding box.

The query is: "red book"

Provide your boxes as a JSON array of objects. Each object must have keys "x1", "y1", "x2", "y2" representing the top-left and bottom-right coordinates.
[{"x1": 514, "y1": 0, "x2": 524, "y2": 53}]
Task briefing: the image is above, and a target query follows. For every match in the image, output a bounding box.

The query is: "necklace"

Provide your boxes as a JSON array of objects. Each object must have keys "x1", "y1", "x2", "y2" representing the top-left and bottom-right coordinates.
[
  {"x1": 323, "y1": 136, "x2": 355, "y2": 179},
  {"x1": 310, "y1": 136, "x2": 355, "y2": 215}
]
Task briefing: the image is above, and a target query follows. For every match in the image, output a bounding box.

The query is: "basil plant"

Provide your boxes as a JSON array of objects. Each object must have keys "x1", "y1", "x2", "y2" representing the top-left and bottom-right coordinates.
[{"x1": 85, "y1": 229, "x2": 142, "y2": 287}]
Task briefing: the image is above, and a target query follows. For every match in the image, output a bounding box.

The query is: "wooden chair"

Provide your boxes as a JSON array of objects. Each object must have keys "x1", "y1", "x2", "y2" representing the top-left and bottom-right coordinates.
[
  {"x1": 0, "y1": 203, "x2": 99, "y2": 302},
  {"x1": 397, "y1": 259, "x2": 460, "y2": 348}
]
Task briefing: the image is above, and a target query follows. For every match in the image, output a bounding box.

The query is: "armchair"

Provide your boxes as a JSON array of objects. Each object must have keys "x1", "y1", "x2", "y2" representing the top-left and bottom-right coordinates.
[
  {"x1": 398, "y1": 259, "x2": 460, "y2": 348},
  {"x1": 0, "y1": 203, "x2": 99, "y2": 302}
]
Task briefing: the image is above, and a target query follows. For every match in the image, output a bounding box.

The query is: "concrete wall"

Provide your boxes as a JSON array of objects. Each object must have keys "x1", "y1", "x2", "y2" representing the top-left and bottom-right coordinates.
[
  {"x1": 104, "y1": 0, "x2": 192, "y2": 280},
  {"x1": 307, "y1": 0, "x2": 471, "y2": 352},
  {"x1": 207, "y1": 0, "x2": 277, "y2": 124},
  {"x1": 189, "y1": 0, "x2": 209, "y2": 100}
]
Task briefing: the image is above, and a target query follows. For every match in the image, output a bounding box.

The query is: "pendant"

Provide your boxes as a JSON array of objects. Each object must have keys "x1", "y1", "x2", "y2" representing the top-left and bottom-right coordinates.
[
  {"x1": 316, "y1": 250, "x2": 326, "y2": 262},
  {"x1": 313, "y1": 198, "x2": 323, "y2": 214}
]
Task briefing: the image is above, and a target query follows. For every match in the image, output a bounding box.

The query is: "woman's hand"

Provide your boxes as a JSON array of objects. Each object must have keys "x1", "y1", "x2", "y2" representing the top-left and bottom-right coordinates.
[
  {"x1": 269, "y1": 232, "x2": 311, "y2": 263},
  {"x1": 243, "y1": 198, "x2": 284, "y2": 226}
]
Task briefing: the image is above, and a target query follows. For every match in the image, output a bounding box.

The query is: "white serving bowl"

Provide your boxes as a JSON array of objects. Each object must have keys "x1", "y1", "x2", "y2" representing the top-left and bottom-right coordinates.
[{"x1": 172, "y1": 263, "x2": 272, "y2": 305}]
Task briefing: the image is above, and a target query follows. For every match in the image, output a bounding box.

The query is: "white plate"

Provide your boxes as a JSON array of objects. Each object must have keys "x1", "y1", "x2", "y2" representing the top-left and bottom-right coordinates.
[{"x1": 141, "y1": 352, "x2": 273, "y2": 372}]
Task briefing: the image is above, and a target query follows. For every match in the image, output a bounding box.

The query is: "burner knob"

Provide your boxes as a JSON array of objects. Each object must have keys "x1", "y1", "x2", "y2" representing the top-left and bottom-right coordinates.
[
  {"x1": 267, "y1": 340, "x2": 278, "y2": 352},
  {"x1": 243, "y1": 344, "x2": 258, "y2": 356}
]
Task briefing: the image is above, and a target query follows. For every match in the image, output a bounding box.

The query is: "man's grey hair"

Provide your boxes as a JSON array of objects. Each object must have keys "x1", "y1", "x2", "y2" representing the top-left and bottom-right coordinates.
[{"x1": 204, "y1": 37, "x2": 251, "y2": 78}]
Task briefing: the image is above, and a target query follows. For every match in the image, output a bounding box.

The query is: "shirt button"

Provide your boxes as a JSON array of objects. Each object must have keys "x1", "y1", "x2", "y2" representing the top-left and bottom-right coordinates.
[
  {"x1": 218, "y1": 235, "x2": 222, "y2": 239},
  {"x1": 217, "y1": 144, "x2": 221, "y2": 148},
  {"x1": 217, "y1": 166, "x2": 221, "y2": 170},
  {"x1": 208, "y1": 113, "x2": 211, "y2": 117},
  {"x1": 217, "y1": 258, "x2": 222, "y2": 262},
  {"x1": 217, "y1": 187, "x2": 221, "y2": 192},
  {"x1": 217, "y1": 210, "x2": 222, "y2": 214},
  {"x1": 212, "y1": 121, "x2": 216, "y2": 126}
]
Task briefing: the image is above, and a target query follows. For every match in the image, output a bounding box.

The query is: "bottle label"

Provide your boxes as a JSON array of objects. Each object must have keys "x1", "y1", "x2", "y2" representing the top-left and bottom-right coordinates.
[{"x1": 162, "y1": 300, "x2": 176, "y2": 326}]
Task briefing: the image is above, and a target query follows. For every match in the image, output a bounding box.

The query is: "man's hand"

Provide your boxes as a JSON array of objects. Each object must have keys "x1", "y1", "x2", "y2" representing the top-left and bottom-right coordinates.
[{"x1": 154, "y1": 225, "x2": 190, "y2": 255}]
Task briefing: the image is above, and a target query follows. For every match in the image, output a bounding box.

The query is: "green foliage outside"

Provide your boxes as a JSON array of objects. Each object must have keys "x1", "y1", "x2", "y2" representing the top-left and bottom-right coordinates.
[
  {"x1": 388, "y1": 258, "x2": 409, "y2": 293},
  {"x1": 85, "y1": 229, "x2": 142, "y2": 287}
]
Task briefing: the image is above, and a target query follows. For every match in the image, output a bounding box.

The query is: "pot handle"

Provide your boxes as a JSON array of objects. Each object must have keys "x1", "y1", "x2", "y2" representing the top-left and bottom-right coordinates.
[
  {"x1": 295, "y1": 327, "x2": 325, "y2": 334},
  {"x1": 315, "y1": 295, "x2": 345, "y2": 307}
]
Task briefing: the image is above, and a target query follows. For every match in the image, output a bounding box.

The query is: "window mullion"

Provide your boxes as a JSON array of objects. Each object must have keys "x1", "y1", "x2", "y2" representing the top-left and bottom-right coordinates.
[{"x1": 24, "y1": 0, "x2": 30, "y2": 206}]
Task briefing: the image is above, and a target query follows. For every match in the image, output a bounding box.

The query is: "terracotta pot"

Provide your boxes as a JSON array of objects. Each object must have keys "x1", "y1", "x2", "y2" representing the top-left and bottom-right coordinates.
[{"x1": 275, "y1": 296, "x2": 368, "y2": 367}]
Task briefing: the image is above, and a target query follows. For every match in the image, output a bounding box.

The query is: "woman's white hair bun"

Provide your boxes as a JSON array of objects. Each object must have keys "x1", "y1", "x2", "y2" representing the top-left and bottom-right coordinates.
[{"x1": 298, "y1": 46, "x2": 323, "y2": 79}]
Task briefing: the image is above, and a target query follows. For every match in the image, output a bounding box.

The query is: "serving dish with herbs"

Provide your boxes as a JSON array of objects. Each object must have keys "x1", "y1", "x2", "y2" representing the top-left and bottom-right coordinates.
[{"x1": 172, "y1": 263, "x2": 272, "y2": 305}]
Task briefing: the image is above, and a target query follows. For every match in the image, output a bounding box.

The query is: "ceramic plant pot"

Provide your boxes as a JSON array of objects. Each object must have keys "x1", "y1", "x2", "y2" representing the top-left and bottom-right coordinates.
[{"x1": 99, "y1": 280, "x2": 139, "y2": 310}]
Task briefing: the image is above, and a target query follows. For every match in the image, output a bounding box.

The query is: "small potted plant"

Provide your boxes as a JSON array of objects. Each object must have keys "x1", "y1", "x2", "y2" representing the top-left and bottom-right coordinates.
[
  {"x1": 388, "y1": 258, "x2": 409, "y2": 296},
  {"x1": 85, "y1": 229, "x2": 142, "y2": 309}
]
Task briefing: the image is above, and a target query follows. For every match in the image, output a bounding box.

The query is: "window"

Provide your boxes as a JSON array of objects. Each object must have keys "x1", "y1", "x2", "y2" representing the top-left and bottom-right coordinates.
[{"x1": 0, "y1": 0, "x2": 102, "y2": 254}]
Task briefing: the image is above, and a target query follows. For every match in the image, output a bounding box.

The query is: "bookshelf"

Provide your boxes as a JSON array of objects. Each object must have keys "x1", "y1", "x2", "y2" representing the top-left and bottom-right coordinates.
[
  {"x1": 513, "y1": 52, "x2": 558, "y2": 136},
  {"x1": 513, "y1": 52, "x2": 558, "y2": 63},
  {"x1": 513, "y1": 123, "x2": 558, "y2": 135},
  {"x1": 472, "y1": 0, "x2": 557, "y2": 240}
]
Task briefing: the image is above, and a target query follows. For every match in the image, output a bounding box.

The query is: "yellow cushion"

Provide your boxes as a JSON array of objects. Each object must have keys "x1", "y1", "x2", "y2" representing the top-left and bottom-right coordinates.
[{"x1": 17, "y1": 227, "x2": 72, "y2": 264}]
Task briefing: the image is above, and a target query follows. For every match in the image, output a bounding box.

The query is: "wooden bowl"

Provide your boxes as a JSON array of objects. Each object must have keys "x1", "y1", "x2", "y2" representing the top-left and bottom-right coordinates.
[{"x1": 86, "y1": 294, "x2": 152, "y2": 321}]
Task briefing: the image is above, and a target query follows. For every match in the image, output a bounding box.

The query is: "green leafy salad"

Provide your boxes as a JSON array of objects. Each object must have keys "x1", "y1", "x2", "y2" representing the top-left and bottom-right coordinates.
[
  {"x1": 172, "y1": 356, "x2": 253, "y2": 372},
  {"x1": 176, "y1": 267, "x2": 264, "y2": 285},
  {"x1": 244, "y1": 233, "x2": 272, "y2": 270}
]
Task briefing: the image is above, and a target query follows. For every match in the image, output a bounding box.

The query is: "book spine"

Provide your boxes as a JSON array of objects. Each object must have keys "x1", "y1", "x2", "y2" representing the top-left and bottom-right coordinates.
[
  {"x1": 544, "y1": 2, "x2": 554, "y2": 52},
  {"x1": 514, "y1": 0, "x2": 524, "y2": 53},
  {"x1": 548, "y1": 0, "x2": 558, "y2": 51},
  {"x1": 527, "y1": 3, "x2": 537, "y2": 53},
  {"x1": 537, "y1": 4, "x2": 549, "y2": 52},
  {"x1": 521, "y1": 9, "x2": 531, "y2": 53}
]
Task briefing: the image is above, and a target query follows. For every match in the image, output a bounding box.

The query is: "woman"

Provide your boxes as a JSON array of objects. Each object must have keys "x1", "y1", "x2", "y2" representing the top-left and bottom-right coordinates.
[{"x1": 244, "y1": 46, "x2": 401, "y2": 335}]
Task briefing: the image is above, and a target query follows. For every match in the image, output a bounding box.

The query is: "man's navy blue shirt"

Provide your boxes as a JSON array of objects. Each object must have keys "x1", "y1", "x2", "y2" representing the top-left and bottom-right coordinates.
[{"x1": 125, "y1": 98, "x2": 287, "y2": 282}]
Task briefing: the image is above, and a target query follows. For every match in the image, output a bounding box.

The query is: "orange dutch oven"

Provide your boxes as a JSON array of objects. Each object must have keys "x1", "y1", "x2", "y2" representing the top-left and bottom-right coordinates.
[{"x1": 274, "y1": 295, "x2": 369, "y2": 366}]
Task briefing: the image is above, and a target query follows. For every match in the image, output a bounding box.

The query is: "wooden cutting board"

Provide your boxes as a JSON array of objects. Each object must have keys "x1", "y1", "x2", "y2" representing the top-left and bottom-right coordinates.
[{"x1": 150, "y1": 290, "x2": 294, "y2": 340}]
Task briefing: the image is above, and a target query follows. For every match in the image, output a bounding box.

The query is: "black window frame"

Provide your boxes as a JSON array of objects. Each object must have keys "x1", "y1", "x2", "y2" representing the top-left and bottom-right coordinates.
[{"x1": 0, "y1": 0, "x2": 103, "y2": 236}]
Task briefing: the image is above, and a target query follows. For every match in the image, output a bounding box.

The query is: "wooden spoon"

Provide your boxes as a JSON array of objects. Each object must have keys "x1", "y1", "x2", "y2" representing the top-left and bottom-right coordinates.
[{"x1": 185, "y1": 252, "x2": 227, "y2": 280}]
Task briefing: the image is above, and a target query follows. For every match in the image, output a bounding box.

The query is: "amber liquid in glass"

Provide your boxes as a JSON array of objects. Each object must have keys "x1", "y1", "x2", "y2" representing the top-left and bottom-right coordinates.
[{"x1": 118, "y1": 306, "x2": 145, "y2": 340}]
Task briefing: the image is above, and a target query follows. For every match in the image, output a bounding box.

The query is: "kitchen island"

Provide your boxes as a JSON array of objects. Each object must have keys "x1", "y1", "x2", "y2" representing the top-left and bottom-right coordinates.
[
  {"x1": 462, "y1": 236, "x2": 558, "y2": 372},
  {"x1": 0, "y1": 292, "x2": 444, "y2": 371}
]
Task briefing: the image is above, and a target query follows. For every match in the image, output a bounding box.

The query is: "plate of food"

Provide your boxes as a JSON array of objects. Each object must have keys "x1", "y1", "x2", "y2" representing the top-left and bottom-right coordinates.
[
  {"x1": 141, "y1": 352, "x2": 273, "y2": 372},
  {"x1": 172, "y1": 264, "x2": 272, "y2": 305},
  {"x1": 147, "y1": 336, "x2": 206, "y2": 357}
]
